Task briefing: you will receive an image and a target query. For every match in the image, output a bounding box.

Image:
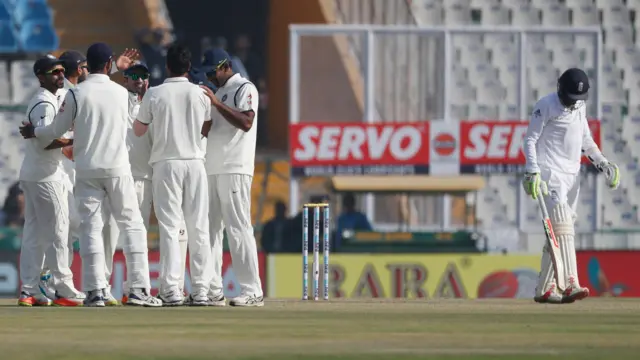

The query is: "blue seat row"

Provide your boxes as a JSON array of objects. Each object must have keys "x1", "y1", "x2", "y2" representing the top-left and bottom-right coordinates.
[
  {"x1": 0, "y1": 20, "x2": 58, "y2": 53},
  {"x1": 1, "y1": 0, "x2": 51, "y2": 24}
]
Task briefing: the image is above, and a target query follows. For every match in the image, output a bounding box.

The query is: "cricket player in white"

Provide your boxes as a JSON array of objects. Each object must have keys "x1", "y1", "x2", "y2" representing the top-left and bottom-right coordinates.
[
  {"x1": 18, "y1": 55, "x2": 85, "y2": 307},
  {"x1": 201, "y1": 48, "x2": 263, "y2": 307},
  {"x1": 20, "y1": 43, "x2": 161, "y2": 307},
  {"x1": 133, "y1": 43, "x2": 213, "y2": 306},
  {"x1": 523, "y1": 68, "x2": 620, "y2": 304},
  {"x1": 38, "y1": 50, "x2": 87, "y2": 299}
]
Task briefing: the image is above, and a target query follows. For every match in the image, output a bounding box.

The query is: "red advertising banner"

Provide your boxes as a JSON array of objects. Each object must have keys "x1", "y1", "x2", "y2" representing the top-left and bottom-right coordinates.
[
  {"x1": 458, "y1": 120, "x2": 601, "y2": 174},
  {"x1": 68, "y1": 250, "x2": 266, "y2": 300},
  {"x1": 289, "y1": 120, "x2": 601, "y2": 177},
  {"x1": 289, "y1": 122, "x2": 430, "y2": 176},
  {"x1": 576, "y1": 251, "x2": 638, "y2": 297}
]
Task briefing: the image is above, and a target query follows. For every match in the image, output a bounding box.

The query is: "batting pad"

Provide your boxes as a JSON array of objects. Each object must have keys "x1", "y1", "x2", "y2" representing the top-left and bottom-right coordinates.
[
  {"x1": 550, "y1": 202, "x2": 578, "y2": 286},
  {"x1": 536, "y1": 244, "x2": 556, "y2": 296}
]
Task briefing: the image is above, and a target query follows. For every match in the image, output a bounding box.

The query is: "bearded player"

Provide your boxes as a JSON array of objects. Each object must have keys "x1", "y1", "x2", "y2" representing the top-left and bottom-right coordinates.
[{"x1": 523, "y1": 68, "x2": 620, "y2": 304}]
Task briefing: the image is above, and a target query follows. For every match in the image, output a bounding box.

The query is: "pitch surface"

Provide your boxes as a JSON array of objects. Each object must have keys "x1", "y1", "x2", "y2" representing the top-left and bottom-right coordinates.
[{"x1": 1, "y1": 298, "x2": 639, "y2": 360}]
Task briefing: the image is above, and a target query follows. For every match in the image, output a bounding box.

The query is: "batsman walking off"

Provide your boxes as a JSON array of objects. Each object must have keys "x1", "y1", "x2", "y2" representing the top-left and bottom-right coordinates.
[
  {"x1": 201, "y1": 48, "x2": 264, "y2": 307},
  {"x1": 523, "y1": 68, "x2": 620, "y2": 304}
]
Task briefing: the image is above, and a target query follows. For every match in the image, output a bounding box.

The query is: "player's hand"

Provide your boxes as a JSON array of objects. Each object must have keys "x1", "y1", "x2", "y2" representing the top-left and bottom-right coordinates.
[
  {"x1": 200, "y1": 85, "x2": 221, "y2": 107},
  {"x1": 598, "y1": 161, "x2": 620, "y2": 190},
  {"x1": 62, "y1": 146, "x2": 74, "y2": 161},
  {"x1": 115, "y1": 48, "x2": 141, "y2": 71},
  {"x1": 19, "y1": 121, "x2": 35, "y2": 139},
  {"x1": 523, "y1": 173, "x2": 547, "y2": 200}
]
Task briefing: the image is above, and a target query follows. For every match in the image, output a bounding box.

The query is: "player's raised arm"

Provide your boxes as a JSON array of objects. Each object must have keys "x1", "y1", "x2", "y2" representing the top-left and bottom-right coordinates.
[
  {"x1": 580, "y1": 107, "x2": 620, "y2": 189},
  {"x1": 522, "y1": 104, "x2": 547, "y2": 200}
]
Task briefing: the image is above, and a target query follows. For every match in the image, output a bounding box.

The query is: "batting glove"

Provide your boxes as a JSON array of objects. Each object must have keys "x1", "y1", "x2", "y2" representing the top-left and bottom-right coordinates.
[
  {"x1": 598, "y1": 161, "x2": 620, "y2": 190},
  {"x1": 522, "y1": 173, "x2": 548, "y2": 200}
]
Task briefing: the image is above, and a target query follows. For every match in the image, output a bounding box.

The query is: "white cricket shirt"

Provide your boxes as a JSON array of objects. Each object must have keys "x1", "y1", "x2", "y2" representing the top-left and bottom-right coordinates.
[
  {"x1": 523, "y1": 92, "x2": 599, "y2": 174},
  {"x1": 19, "y1": 88, "x2": 65, "y2": 182},
  {"x1": 126, "y1": 91, "x2": 152, "y2": 179},
  {"x1": 137, "y1": 77, "x2": 210, "y2": 165},
  {"x1": 35, "y1": 74, "x2": 132, "y2": 179},
  {"x1": 205, "y1": 73, "x2": 258, "y2": 176},
  {"x1": 58, "y1": 78, "x2": 75, "y2": 186}
]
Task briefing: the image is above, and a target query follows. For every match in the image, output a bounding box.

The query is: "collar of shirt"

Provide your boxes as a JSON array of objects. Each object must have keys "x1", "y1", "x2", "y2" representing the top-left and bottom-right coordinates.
[
  {"x1": 37, "y1": 87, "x2": 58, "y2": 101},
  {"x1": 218, "y1": 73, "x2": 242, "y2": 90},
  {"x1": 86, "y1": 74, "x2": 111, "y2": 82},
  {"x1": 163, "y1": 77, "x2": 189, "y2": 84},
  {"x1": 63, "y1": 78, "x2": 75, "y2": 89}
]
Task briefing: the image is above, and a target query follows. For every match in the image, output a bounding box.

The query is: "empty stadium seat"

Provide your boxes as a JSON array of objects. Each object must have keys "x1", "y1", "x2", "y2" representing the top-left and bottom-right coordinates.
[
  {"x1": 0, "y1": 2, "x2": 10, "y2": 20},
  {"x1": 482, "y1": 5, "x2": 509, "y2": 25},
  {"x1": 0, "y1": 21, "x2": 17, "y2": 52},
  {"x1": 512, "y1": 6, "x2": 541, "y2": 26},
  {"x1": 571, "y1": 4, "x2": 599, "y2": 26},
  {"x1": 541, "y1": 4, "x2": 570, "y2": 26},
  {"x1": 19, "y1": 20, "x2": 58, "y2": 52}
]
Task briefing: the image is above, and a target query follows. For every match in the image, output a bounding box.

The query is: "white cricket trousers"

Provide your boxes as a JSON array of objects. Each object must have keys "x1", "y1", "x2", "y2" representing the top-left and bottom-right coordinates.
[
  {"x1": 208, "y1": 174, "x2": 263, "y2": 297},
  {"x1": 65, "y1": 177, "x2": 80, "y2": 265},
  {"x1": 103, "y1": 178, "x2": 153, "y2": 294},
  {"x1": 75, "y1": 175, "x2": 150, "y2": 292},
  {"x1": 152, "y1": 160, "x2": 211, "y2": 297},
  {"x1": 537, "y1": 167, "x2": 581, "y2": 293},
  {"x1": 20, "y1": 180, "x2": 76, "y2": 296}
]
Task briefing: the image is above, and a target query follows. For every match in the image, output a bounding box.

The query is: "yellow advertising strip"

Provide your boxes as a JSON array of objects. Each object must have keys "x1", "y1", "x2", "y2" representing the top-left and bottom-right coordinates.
[{"x1": 268, "y1": 254, "x2": 540, "y2": 299}]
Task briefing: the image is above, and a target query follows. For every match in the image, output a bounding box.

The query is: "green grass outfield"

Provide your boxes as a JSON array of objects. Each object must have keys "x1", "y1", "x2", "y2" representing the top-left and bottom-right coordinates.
[{"x1": 1, "y1": 298, "x2": 639, "y2": 360}]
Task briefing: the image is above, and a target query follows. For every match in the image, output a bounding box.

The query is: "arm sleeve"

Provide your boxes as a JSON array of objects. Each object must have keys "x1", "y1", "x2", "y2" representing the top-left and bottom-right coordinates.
[
  {"x1": 234, "y1": 83, "x2": 258, "y2": 112},
  {"x1": 28, "y1": 102, "x2": 57, "y2": 148},
  {"x1": 581, "y1": 106, "x2": 607, "y2": 164},
  {"x1": 34, "y1": 91, "x2": 76, "y2": 143},
  {"x1": 523, "y1": 105, "x2": 546, "y2": 173},
  {"x1": 200, "y1": 90, "x2": 212, "y2": 119},
  {"x1": 137, "y1": 92, "x2": 153, "y2": 124}
]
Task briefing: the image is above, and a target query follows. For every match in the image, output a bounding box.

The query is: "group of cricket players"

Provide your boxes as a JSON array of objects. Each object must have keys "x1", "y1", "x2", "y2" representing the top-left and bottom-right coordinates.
[
  {"x1": 12, "y1": 37, "x2": 622, "y2": 306},
  {"x1": 17, "y1": 42, "x2": 263, "y2": 307}
]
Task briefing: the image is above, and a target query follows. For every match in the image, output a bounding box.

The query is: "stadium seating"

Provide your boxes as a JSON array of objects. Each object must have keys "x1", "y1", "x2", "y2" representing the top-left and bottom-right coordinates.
[
  {"x1": 397, "y1": 0, "x2": 640, "y2": 248},
  {"x1": 0, "y1": 20, "x2": 17, "y2": 52},
  {"x1": 13, "y1": 0, "x2": 52, "y2": 24},
  {"x1": 19, "y1": 19, "x2": 58, "y2": 51}
]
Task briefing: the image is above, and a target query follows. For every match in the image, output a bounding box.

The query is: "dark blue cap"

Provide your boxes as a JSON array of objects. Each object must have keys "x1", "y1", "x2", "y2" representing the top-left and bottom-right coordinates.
[
  {"x1": 124, "y1": 60, "x2": 150, "y2": 75},
  {"x1": 201, "y1": 48, "x2": 230, "y2": 73},
  {"x1": 33, "y1": 54, "x2": 64, "y2": 75},
  {"x1": 188, "y1": 68, "x2": 216, "y2": 91},
  {"x1": 59, "y1": 50, "x2": 86, "y2": 72},
  {"x1": 86, "y1": 42, "x2": 113, "y2": 69}
]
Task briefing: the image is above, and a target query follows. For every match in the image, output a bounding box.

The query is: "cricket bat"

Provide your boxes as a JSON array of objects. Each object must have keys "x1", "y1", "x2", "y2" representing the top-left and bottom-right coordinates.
[{"x1": 537, "y1": 187, "x2": 567, "y2": 292}]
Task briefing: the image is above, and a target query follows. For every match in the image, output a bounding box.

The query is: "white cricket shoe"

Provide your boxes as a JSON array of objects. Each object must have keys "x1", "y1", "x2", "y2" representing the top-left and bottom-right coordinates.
[
  {"x1": 53, "y1": 288, "x2": 85, "y2": 307},
  {"x1": 158, "y1": 292, "x2": 184, "y2": 307},
  {"x1": 229, "y1": 294, "x2": 264, "y2": 307},
  {"x1": 187, "y1": 292, "x2": 209, "y2": 307},
  {"x1": 18, "y1": 291, "x2": 52, "y2": 306},
  {"x1": 207, "y1": 292, "x2": 226, "y2": 307},
  {"x1": 38, "y1": 269, "x2": 56, "y2": 299},
  {"x1": 563, "y1": 277, "x2": 590, "y2": 302},
  {"x1": 84, "y1": 290, "x2": 106, "y2": 307},
  {"x1": 103, "y1": 288, "x2": 119, "y2": 306},
  {"x1": 126, "y1": 289, "x2": 163, "y2": 307}
]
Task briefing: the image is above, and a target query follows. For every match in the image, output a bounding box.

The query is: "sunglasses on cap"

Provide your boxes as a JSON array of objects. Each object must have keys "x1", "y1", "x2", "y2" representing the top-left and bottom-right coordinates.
[{"x1": 125, "y1": 73, "x2": 149, "y2": 80}]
